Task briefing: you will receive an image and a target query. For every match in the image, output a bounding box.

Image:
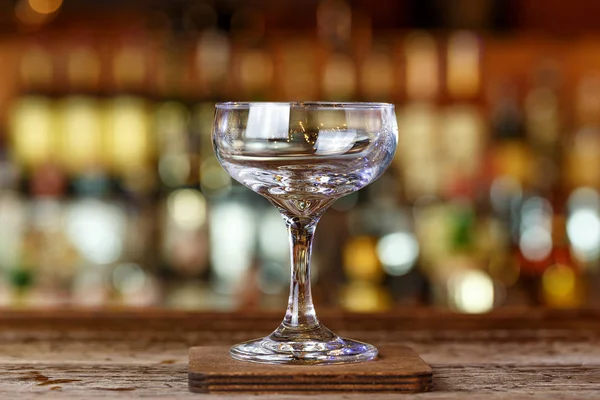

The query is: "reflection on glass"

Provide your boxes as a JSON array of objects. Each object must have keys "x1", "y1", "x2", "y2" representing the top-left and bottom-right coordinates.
[
  {"x1": 315, "y1": 129, "x2": 357, "y2": 155},
  {"x1": 246, "y1": 103, "x2": 290, "y2": 139}
]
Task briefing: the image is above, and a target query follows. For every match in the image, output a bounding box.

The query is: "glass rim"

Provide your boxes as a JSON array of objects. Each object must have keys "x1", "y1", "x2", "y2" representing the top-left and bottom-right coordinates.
[{"x1": 215, "y1": 101, "x2": 394, "y2": 110}]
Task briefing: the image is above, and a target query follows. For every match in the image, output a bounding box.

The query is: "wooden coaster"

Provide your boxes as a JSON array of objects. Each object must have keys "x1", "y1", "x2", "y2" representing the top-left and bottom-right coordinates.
[{"x1": 188, "y1": 345, "x2": 432, "y2": 394}]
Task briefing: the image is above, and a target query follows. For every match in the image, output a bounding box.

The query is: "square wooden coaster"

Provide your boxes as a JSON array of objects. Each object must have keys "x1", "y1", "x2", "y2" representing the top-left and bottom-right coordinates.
[{"x1": 188, "y1": 345, "x2": 432, "y2": 394}]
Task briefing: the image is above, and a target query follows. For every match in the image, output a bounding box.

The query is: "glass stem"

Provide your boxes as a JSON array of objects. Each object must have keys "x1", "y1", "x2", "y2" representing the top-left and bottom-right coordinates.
[{"x1": 282, "y1": 218, "x2": 320, "y2": 330}]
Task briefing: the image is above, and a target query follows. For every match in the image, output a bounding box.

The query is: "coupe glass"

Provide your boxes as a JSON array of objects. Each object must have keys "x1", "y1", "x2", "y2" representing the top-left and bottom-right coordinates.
[{"x1": 212, "y1": 102, "x2": 398, "y2": 364}]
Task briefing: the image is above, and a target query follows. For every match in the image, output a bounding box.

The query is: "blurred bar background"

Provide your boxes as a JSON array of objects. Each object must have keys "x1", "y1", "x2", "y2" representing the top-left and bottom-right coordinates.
[{"x1": 1, "y1": 0, "x2": 600, "y2": 312}]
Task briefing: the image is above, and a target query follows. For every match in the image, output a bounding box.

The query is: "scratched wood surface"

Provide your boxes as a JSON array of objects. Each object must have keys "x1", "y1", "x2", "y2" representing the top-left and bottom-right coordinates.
[{"x1": 0, "y1": 309, "x2": 599, "y2": 399}]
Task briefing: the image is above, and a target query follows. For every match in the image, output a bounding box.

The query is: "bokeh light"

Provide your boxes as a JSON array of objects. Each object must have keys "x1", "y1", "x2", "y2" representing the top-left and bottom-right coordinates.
[
  {"x1": 167, "y1": 189, "x2": 206, "y2": 231},
  {"x1": 209, "y1": 201, "x2": 255, "y2": 293},
  {"x1": 567, "y1": 210, "x2": 600, "y2": 262},
  {"x1": 258, "y1": 209, "x2": 289, "y2": 261},
  {"x1": 112, "y1": 263, "x2": 146, "y2": 295},
  {"x1": 376, "y1": 232, "x2": 419, "y2": 276},
  {"x1": 519, "y1": 225, "x2": 553, "y2": 262},
  {"x1": 28, "y1": 0, "x2": 62, "y2": 14},
  {"x1": 449, "y1": 270, "x2": 494, "y2": 314},
  {"x1": 200, "y1": 158, "x2": 232, "y2": 197},
  {"x1": 519, "y1": 196, "x2": 553, "y2": 262},
  {"x1": 542, "y1": 264, "x2": 581, "y2": 307},
  {"x1": 66, "y1": 200, "x2": 126, "y2": 265}
]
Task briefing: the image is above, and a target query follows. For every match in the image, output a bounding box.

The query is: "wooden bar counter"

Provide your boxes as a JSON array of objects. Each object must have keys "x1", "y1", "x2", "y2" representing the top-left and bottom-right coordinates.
[{"x1": 0, "y1": 309, "x2": 599, "y2": 399}]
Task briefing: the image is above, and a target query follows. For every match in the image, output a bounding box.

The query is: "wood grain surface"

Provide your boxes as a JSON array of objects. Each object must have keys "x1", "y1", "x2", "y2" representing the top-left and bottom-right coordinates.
[
  {"x1": 189, "y1": 345, "x2": 432, "y2": 393},
  {"x1": 0, "y1": 309, "x2": 599, "y2": 399}
]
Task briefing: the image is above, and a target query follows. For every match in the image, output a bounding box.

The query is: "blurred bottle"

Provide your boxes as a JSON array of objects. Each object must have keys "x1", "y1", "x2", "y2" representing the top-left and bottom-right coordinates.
[
  {"x1": 440, "y1": 31, "x2": 485, "y2": 200},
  {"x1": 360, "y1": 41, "x2": 395, "y2": 102},
  {"x1": 195, "y1": 26, "x2": 231, "y2": 98},
  {"x1": 207, "y1": 187, "x2": 260, "y2": 305},
  {"x1": 318, "y1": 0, "x2": 356, "y2": 101},
  {"x1": 161, "y1": 188, "x2": 209, "y2": 280},
  {"x1": 10, "y1": 46, "x2": 56, "y2": 174},
  {"x1": 106, "y1": 38, "x2": 155, "y2": 196},
  {"x1": 341, "y1": 190, "x2": 392, "y2": 312},
  {"x1": 524, "y1": 61, "x2": 563, "y2": 206},
  {"x1": 525, "y1": 62, "x2": 562, "y2": 153},
  {"x1": 155, "y1": 102, "x2": 192, "y2": 189},
  {"x1": 6, "y1": 44, "x2": 67, "y2": 304},
  {"x1": 396, "y1": 32, "x2": 441, "y2": 201},
  {"x1": 0, "y1": 182, "x2": 27, "y2": 305},
  {"x1": 322, "y1": 51, "x2": 357, "y2": 101},
  {"x1": 58, "y1": 44, "x2": 104, "y2": 178},
  {"x1": 254, "y1": 206, "x2": 289, "y2": 305},
  {"x1": 565, "y1": 74, "x2": 600, "y2": 191},
  {"x1": 551, "y1": 213, "x2": 583, "y2": 305},
  {"x1": 489, "y1": 82, "x2": 530, "y2": 193},
  {"x1": 341, "y1": 174, "x2": 423, "y2": 310},
  {"x1": 279, "y1": 39, "x2": 318, "y2": 101},
  {"x1": 445, "y1": 200, "x2": 496, "y2": 313},
  {"x1": 443, "y1": 58, "x2": 496, "y2": 304},
  {"x1": 231, "y1": 8, "x2": 272, "y2": 100},
  {"x1": 561, "y1": 73, "x2": 600, "y2": 307},
  {"x1": 438, "y1": 0, "x2": 494, "y2": 30}
]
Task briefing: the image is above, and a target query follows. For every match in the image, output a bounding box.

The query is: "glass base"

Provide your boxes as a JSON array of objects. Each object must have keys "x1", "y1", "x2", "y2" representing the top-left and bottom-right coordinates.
[{"x1": 229, "y1": 324, "x2": 378, "y2": 365}]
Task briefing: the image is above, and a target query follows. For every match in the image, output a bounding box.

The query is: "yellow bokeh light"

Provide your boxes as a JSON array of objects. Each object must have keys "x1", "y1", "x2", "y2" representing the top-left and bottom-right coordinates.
[
  {"x1": 543, "y1": 264, "x2": 575, "y2": 298},
  {"x1": 167, "y1": 189, "x2": 206, "y2": 230},
  {"x1": 340, "y1": 281, "x2": 391, "y2": 312},
  {"x1": 542, "y1": 264, "x2": 582, "y2": 308},
  {"x1": 28, "y1": 0, "x2": 63, "y2": 14},
  {"x1": 343, "y1": 236, "x2": 383, "y2": 282}
]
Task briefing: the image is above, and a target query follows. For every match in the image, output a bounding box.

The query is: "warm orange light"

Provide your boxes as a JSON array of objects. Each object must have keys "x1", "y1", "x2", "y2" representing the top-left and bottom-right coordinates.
[
  {"x1": 28, "y1": 0, "x2": 62, "y2": 15},
  {"x1": 15, "y1": 0, "x2": 48, "y2": 26}
]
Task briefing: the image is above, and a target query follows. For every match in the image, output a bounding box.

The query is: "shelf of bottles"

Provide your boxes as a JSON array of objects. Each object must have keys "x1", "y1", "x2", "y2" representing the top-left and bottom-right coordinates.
[{"x1": 1, "y1": 1, "x2": 600, "y2": 312}]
